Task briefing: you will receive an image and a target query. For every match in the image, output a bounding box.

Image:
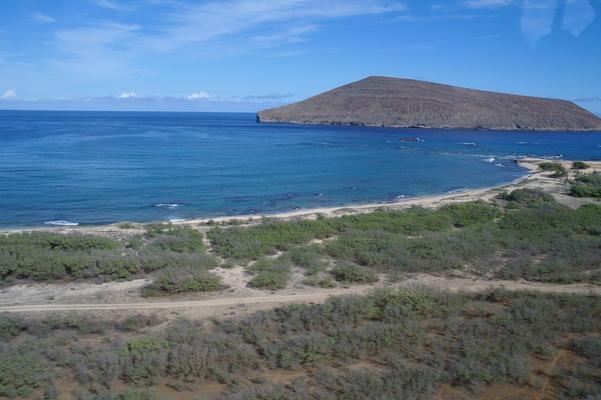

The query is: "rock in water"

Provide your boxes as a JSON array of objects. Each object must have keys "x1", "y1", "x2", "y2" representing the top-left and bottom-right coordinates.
[{"x1": 257, "y1": 76, "x2": 601, "y2": 131}]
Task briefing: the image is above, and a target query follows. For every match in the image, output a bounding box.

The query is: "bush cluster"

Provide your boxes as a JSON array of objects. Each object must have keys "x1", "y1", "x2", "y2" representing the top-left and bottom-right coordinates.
[
  {"x1": 247, "y1": 258, "x2": 292, "y2": 290},
  {"x1": 0, "y1": 225, "x2": 216, "y2": 287},
  {"x1": 572, "y1": 161, "x2": 590, "y2": 170},
  {"x1": 498, "y1": 188, "x2": 555, "y2": 207},
  {"x1": 570, "y1": 172, "x2": 601, "y2": 198},
  {"x1": 142, "y1": 266, "x2": 223, "y2": 296},
  {"x1": 2, "y1": 289, "x2": 600, "y2": 399},
  {"x1": 208, "y1": 202, "x2": 501, "y2": 261},
  {"x1": 208, "y1": 195, "x2": 601, "y2": 285},
  {"x1": 331, "y1": 263, "x2": 378, "y2": 283},
  {"x1": 538, "y1": 162, "x2": 568, "y2": 177}
]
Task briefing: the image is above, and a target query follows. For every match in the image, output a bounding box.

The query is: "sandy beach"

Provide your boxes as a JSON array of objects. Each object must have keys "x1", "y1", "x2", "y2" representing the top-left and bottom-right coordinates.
[
  {"x1": 4, "y1": 157, "x2": 598, "y2": 236},
  {"x1": 1, "y1": 156, "x2": 599, "y2": 318}
]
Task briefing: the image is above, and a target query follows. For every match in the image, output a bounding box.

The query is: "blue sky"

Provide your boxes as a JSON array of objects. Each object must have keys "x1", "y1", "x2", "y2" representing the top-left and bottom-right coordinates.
[{"x1": 1, "y1": 0, "x2": 600, "y2": 113}]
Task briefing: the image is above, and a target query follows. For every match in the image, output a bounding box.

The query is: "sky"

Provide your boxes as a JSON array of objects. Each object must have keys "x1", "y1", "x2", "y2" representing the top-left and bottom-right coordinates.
[{"x1": 0, "y1": 0, "x2": 600, "y2": 113}]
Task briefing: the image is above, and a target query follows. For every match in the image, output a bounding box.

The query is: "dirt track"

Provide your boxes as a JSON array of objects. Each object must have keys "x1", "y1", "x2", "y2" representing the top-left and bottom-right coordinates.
[{"x1": 1, "y1": 275, "x2": 598, "y2": 315}]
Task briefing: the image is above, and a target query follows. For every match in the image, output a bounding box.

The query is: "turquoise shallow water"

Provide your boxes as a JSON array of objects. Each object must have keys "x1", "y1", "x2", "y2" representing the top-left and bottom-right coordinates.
[{"x1": 0, "y1": 110, "x2": 600, "y2": 228}]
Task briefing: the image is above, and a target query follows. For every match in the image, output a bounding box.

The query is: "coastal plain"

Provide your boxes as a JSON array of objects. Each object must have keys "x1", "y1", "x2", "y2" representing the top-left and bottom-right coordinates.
[
  {"x1": 1, "y1": 158, "x2": 600, "y2": 316},
  {"x1": 1, "y1": 158, "x2": 600, "y2": 400}
]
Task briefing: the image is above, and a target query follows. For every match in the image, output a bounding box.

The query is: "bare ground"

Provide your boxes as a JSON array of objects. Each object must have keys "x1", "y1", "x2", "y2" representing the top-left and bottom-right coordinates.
[{"x1": 1, "y1": 272, "x2": 599, "y2": 319}]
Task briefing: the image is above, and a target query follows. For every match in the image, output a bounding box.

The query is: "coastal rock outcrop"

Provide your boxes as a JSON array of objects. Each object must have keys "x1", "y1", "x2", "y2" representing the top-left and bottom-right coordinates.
[{"x1": 257, "y1": 76, "x2": 601, "y2": 131}]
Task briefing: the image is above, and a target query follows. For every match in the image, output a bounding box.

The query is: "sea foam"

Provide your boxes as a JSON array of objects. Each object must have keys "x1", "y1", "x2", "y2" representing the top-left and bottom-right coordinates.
[
  {"x1": 45, "y1": 220, "x2": 79, "y2": 226},
  {"x1": 155, "y1": 203, "x2": 183, "y2": 209}
]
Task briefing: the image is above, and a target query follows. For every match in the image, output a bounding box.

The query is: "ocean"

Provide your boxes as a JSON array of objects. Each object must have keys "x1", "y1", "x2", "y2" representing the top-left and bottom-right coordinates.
[{"x1": 1, "y1": 110, "x2": 600, "y2": 228}]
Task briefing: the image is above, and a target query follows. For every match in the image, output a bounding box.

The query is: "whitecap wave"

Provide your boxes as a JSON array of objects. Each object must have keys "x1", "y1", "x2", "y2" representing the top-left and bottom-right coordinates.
[
  {"x1": 168, "y1": 218, "x2": 186, "y2": 223},
  {"x1": 483, "y1": 157, "x2": 495, "y2": 163},
  {"x1": 395, "y1": 194, "x2": 407, "y2": 200},
  {"x1": 45, "y1": 220, "x2": 79, "y2": 226},
  {"x1": 461, "y1": 142, "x2": 476, "y2": 146},
  {"x1": 155, "y1": 203, "x2": 183, "y2": 209}
]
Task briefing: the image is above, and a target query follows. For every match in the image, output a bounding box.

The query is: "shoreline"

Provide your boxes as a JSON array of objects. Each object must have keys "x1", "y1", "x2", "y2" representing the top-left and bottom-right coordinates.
[
  {"x1": 0, "y1": 158, "x2": 551, "y2": 234},
  {"x1": 172, "y1": 161, "x2": 535, "y2": 225},
  {"x1": 2, "y1": 157, "x2": 598, "y2": 234}
]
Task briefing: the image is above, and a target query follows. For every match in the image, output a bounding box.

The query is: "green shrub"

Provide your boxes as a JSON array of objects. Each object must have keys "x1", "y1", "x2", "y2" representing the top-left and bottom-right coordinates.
[
  {"x1": 248, "y1": 271, "x2": 289, "y2": 289},
  {"x1": 573, "y1": 336, "x2": 601, "y2": 367},
  {"x1": 570, "y1": 172, "x2": 601, "y2": 198},
  {"x1": 440, "y1": 201, "x2": 501, "y2": 227},
  {"x1": 331, "y1": 263, "x2": 378, "y2": 283},
  {"x1": 117, "y1": 222, "x2": 136, "y2": 229},
  {"x1": 126, "y1": 236, "x2": 144, "y2": 250},
  {"x1": 142, "y1": 267, "x2": 223, "y2": 296},
  {"x1": 246, "y1": 258, "x2": 291, "y2": 290},
  {"x1": 0, "y1": 354, "x2": 48, "y2": 398},
  {"x1": 538, "y1": 162, "x2": 567, "y2": 177},
  {"x1": 302, "y1": 276, "x2": 336, "y2": 288},
  {"x1": 499, "y1": 188, "x2": 555, "y2": 207},
  {"x1": 572, "y1": 161, "x2": 590, "y2": 170},
  {"x1": 2, "y1": 289, "x2": 601, "y2": 399},
  {"x1": 286, "y1": 245, "x2": 323, "y2": 268},
  {"x1": 144, "y1": 226, "x2": 204, "y2": 253}
]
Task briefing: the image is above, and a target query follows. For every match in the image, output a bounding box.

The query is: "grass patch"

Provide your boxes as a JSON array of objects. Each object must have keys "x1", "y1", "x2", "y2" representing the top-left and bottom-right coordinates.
[
  {"x1": 331, "y1": 263, "x2": 378, "y2": 283},
  {"x1": 572, "y1": 161, "x2": 590, "y2": 170},
  {"x1": 498, "y1": 188, "x2": 555, "y2": 208},
  {"x1": 205, "y1": 196, "x2": 601, "y2": 284},
  {"x1": 142, "y1": 266, "x2": 223, "y2": 296},
  {"x1": 570, "y1": 172, "x2": 601, "y2": 198},
  {"x1": 247, "y1": 258, "x2": 292, "y2": 290},
  {"x1": 117, "y1": 222, "x2": 137, "y2": 229},
  {"x1": 303, "y1": 275, "x2": 336, "y2": 288},
  {"x1": 538, "y1": 162, "x2": 567, "y2": 177},
  {"x1": 2, "y1": 289, "x2": 600, "y2": 399}
]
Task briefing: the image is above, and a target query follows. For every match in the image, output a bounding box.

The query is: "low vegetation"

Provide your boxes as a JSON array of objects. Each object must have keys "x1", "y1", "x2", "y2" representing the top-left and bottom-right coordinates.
[
  {"x1": 497, "y1": 188, "x2": 555, "y2": 207},
  {"x1": 572, "y1": 161, "x2": 590, "y2": 170},
  {"x1": 1, "y1": 289, "x2": 599, "y2": 399},
  {"x1": 2, "y1": 179, "x2": 601, "y2": 292},
  {"x1": 331, "y1": 263, "x2": 378, "y2": 283},
  {"x1": 208, "y1": 193, "x2": 601, "y2": 285},
  {"x1": 141, "y1": 266, "x2": 223, "y2": 296},
  {"x1": 570, "y1": 171, "x2": 601, "y2": 199},
  {"x1": 538, "y1": 161, "x2": 567, "y2": 177},
  {"x1": 246, "y1": 258, "x2": 291, "y2": 290},
  {"x1": 0, "y1": 224, "x2": 216, "y2": 290}
]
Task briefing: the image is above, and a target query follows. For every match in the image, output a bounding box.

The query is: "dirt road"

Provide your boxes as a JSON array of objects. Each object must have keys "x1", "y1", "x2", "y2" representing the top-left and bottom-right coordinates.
[{"x1": 1, "y1": 275, "x2": 598, "y2": 315}]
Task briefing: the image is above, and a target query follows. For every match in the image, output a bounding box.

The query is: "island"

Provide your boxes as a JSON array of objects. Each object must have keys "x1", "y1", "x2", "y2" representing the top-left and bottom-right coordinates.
[{"x1": 257, "y1": 76, "x2": 601, "y2": 131}]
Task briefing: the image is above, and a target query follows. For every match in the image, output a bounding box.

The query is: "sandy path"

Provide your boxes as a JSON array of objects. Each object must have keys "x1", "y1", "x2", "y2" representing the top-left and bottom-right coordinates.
[
  {"x1": 1, "y1": 275, "x2": 598, "y2": 314},
  {"x1": 0, "y1": 288, "x2": 369, "y2": 313}
]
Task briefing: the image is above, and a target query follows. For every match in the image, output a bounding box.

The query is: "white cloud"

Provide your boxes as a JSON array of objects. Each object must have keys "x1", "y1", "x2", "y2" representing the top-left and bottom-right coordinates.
[
  {"x1": 93, "y1": 0, "x2": 131, "y2": 11},
  {"x1": 118, "y1": 91, "x2": 136, "y2": 98},
  {"x1": 462, "y1": 0, "x2": 514, "y2": 8},
  {"x1": 147, "y1": 0, "x2": 407, "y2": 52},
  {"x1": 46, "y1": 1, "x2": 405, "y2": 79},
  {"x1": 1, "y1": 89, "x2": 16, "y2": 99},
  {"x1": 33, "y1": 12, "x2": 56, "y2": 23},
  {"x1": 185, "y1": 91, "x2": 210, "y2": 100}
]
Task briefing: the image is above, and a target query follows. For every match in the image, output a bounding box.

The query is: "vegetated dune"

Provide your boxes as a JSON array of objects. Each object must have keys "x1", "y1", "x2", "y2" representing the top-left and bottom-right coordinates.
[{"x1": 257, "y1": 76, "x2": 601, "y2": 131}]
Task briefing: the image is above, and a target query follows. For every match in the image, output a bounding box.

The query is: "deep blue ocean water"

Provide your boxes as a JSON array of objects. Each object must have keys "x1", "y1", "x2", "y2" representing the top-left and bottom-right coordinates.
[{"x1": 1, "y1": 110, "x2": 600, "y2": 228}]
